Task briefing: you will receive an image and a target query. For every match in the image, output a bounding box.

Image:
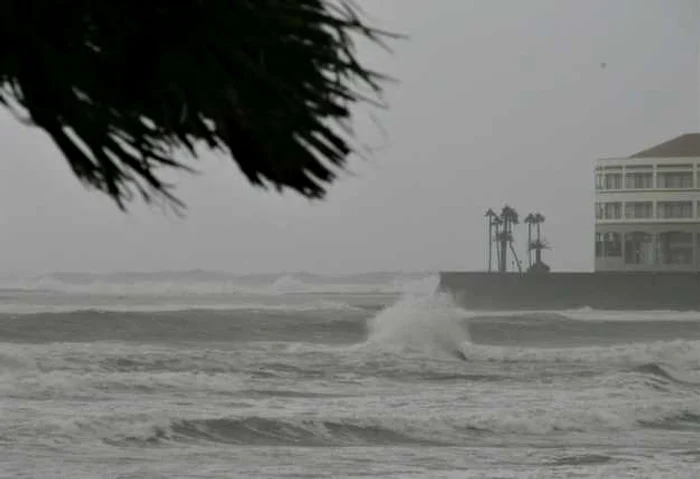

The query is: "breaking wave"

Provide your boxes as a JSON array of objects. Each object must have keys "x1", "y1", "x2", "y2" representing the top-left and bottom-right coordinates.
[
  {"x1": 161, "y1": 417, "x2": 441, "y2": 447},
  {"x1": 25, "y1": 402, "x2": 700, "y2": 449},
  {"x1": 364, "y1": 293, "x2": 472, "y2": 359},
  {"x1": 631, "y1": 362, "x2": 700, "y2": 386},
  {"x1": 456, "y1": 339, "x2": 700, "y2": 369}
]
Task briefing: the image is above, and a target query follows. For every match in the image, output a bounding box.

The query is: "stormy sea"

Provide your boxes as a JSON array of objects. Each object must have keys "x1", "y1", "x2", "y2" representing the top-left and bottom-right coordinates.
[{"x1": 1, "y1": 271, "x2": 700, "y2": 478}]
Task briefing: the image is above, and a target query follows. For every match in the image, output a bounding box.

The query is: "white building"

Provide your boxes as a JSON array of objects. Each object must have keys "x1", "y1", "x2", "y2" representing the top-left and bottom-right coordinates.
[{"x1": 595, "y1": 133, "x2": 700, "y2": 271}]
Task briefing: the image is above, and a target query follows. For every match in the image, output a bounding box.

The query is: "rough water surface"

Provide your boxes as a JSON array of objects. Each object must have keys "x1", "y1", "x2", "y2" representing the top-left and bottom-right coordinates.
[{"x1": 1, "y1": 272, "x2": 700, "y2": 478}]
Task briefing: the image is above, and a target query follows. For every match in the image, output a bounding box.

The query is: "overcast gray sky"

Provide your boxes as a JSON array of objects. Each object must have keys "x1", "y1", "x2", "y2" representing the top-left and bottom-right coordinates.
[{"x1": 0, "y1": 0, "x2": 698, "y2": 275}]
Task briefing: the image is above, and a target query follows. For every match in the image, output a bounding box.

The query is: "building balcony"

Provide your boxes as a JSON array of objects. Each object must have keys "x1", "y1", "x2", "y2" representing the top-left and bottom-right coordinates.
[
  {"x1": 596, "y1": 217, "x2": 700, "y2": 224},
  {"x1": 596, "y1": 187, "x2": 700, "y2": 193}
]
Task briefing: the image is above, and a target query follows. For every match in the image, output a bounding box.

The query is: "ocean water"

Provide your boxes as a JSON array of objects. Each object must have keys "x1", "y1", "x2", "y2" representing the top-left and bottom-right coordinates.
[{"x1": 1, "y1": 271, "x2": 700, "y2": 478}]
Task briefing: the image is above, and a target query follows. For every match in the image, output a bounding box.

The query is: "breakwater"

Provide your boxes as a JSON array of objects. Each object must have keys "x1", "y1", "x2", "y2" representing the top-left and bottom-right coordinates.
[{"x1": 438, "y1": 271, "x2": 700, "y2": 310}]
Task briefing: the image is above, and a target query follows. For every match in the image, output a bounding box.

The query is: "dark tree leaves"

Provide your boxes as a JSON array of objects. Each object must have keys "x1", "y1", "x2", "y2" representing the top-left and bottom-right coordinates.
[{"x1": 0, "y1": 0, "x2": 389, "y2": 208}]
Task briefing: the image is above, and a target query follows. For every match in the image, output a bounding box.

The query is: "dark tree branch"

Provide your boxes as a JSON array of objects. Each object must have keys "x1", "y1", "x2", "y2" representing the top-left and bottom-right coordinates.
[{"x1": 0, "y1": 0, "x2": 395, "y2": 209}]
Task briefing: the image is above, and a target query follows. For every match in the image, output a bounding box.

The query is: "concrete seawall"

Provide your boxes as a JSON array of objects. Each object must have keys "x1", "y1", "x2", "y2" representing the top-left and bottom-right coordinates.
[{"x1": 438, "y1": 271, "x2": 700, "y2": 310}]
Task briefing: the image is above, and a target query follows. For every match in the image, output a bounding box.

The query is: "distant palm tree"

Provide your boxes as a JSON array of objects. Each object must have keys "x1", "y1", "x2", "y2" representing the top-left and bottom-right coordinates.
[
  {"x1": 524, "y1": 213, "x2": 535, "y2": 268},
  {"x1": 529, "y1": 238, "x2": 550, "y2": 252},
  {"x1": 498, "y1": 205, "x2": 520, "y2": 273},
  {"x1": 531, "y1": 213, "x2": 546, "y2": 265},
  {"x1": 485, "y1": 208, "x2": 498, "y2": 272},
  {"x1": 493, "y1": 216, "x2": 503, "y2": 271},
  {"x1": 506, "y1": 213, "x2": 523, "y2": 275},
  {"x1": 533, "y1": 213, "x2": 545, "y2": 241},
  {"x1": 528, "y1": 239, "x2": 551, "y2": 273}
]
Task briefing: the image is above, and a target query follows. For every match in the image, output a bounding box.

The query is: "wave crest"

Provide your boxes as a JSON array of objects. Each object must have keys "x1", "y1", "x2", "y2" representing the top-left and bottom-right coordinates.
[
  {"x1": 364, "y1": 294, "x2": 471, "y2": 360},
  {"x1": 41, "y1": 402, "x2": 700, "y2": 449}
]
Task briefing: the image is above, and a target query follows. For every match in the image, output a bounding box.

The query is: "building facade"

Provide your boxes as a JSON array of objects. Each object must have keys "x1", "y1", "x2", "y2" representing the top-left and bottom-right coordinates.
[{"x1": 595, "y1": 133, "x2": 700, "y2": 271}]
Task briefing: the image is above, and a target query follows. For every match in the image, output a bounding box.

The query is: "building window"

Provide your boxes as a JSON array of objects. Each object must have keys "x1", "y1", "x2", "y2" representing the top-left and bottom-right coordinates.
[
  {"x1": 657, "y1": 171, "x2": 693, "y2": 189},
  {"x1": 604, "y1": 173, "x2": 622, "y2": 190},
  {"x1": 658, "y1": 231, "x2": 693, "y2": 265},
  {"x1": 596, "y1": 232, "x2": 622, "y2": 257},
  {"x1": 597, "y1": 202, "x2": 622, "y2": 220},
  {"x1": 625, "y1": 201, "x2": 653, "y2": 219},
  {"x1": 624, "y1": 232, "x2": 654, "y2": 265},
  {"x1": 625, "y1": 172, "x2": 653, "y2": 189},
  {"x1": 657, "y1": 201, "x2": 693, "y2": 219},
  {"x1": 595, "y1": 173, "x2": 604, "y2": 190}
]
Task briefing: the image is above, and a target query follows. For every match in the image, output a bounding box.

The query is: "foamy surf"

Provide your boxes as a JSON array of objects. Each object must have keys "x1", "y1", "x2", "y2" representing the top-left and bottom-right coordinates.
[
  {"x1": 3, "y1": 272, "x2": 700, "y2": 478},
  {"x1": 560, "y1": 308, "x2": 700, "y2": 322},
  {"x1": 10, "y1": 394, "x2": 700, "y2": 450},
  {"x1": 0, "y1": 299, "x2": 366, "y2": 315},
  {"x1": 0, "y1": 272, "x2": 440, "y2": 297},
  {"x1": 462, "y1": 307, "x2": 700, "y2": 322},
  {"x1": 364, "y1": 293, "x2": 472, "y2": 360}
]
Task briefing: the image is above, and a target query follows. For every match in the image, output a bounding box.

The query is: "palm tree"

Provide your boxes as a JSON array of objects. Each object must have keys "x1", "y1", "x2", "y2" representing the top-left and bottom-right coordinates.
[
  {"x1": 496, "y1": 208, "x2": 509, "y2": 273},
  {"x1": 493, "y1": 216, "x2": 503, "y2": 272},
  {"x1": 529, "y1": 213, "x2": 547, "y2": 266},
  {"x1": 485, "y1": 208, "x2": 497, "y2": 272},
  {"x1": 0, "y1": 1, "x2": 392, "y2": 210},
  {"x1": 498, "y1": 205, "x2": 520, "y2": 273},
  {"x1": 524, "y1": 213, "x2": 535, "y2": 268},
  {"x1": 528, "y1": 238, "x2": 551, "y2": 273},
  {"x1": 505, "y1": 208, "x2": 523, "y2": 274},
  {"x1": 533, "y1": 213, "x2": 545, "y2": 241}
]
